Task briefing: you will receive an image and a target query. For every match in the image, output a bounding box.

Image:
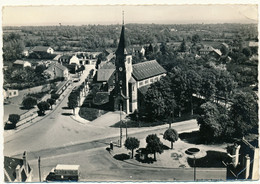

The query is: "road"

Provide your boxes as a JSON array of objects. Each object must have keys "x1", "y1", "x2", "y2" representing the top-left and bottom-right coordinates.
[{"x1": 4, "y1": 65, "x2": 225, "y2": 182}]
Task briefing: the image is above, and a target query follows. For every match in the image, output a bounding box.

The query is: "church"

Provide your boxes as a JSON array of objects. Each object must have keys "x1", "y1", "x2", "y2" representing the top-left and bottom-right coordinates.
[{"x1": 94, "y1": 22, "x2": 166, "y2": 114}]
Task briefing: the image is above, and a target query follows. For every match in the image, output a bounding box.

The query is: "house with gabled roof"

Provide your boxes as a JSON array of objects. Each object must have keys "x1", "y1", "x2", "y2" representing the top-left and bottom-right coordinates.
[
  {"x1": 45, "y1": 62, "x2": 69, "y2": 80},
  {"x1": 32, "y1": 46, "x2": 54, "y2": 54},
  {"x1": 13, "y1": 60, "x2": 31, "y2": 68},
  {"x1": 4, "y1": 151, "x2": 33, "y2": 182}
]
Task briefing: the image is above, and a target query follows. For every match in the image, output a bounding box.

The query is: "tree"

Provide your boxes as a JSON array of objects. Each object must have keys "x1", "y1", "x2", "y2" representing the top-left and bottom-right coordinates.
[
  {"x1": 229, "y1": 91, "x2": 258, "y2": 137},
  {"x1": 146, "y1": 134, "x2": 164, "y2": 161},
  {"x1": 169, "y1": 67, "x2": 188, "y2": 117},
  {"x1": 35, "y1": 64, "x2": 47, "y2": 75},
  {"x1": 163, "y1": 128, "x2": 178, "y2": 149},
  {"x1": 179, "y1": 39, "x2": 187, "y2": 52},
  {"x1": 68, "y1": 93, "x2": 78, "y2": 115},
  {"x1": 22, "y1": 97, "x2": 37, "y2": 109},
  {"x1": 185, "y1": 69, "x2": 202, "y2": 115},
  {"x1": 51, "y1": 93, "x2": 60, "y2": 100},
  {"x1": 242, "y1": 47, "x2": 252, "y2": 57},
  {"x1": 124, "y1": 137, "x2": 140, "y2": 158},
  {"x1": 191, "y1": 34, "x2": 201, "y2": 45},
  {"x1": 8, "y1": 114, "x2": 20, "y2": 128},
  {"x1": 47, "y1": 98, "x2": 55, "y2": 109},
  {"x1": 95, "y1": 58, "x2": 102, "y2": 69},
  {"x1": 37, "y1": 101, "x2": 50, "y2": 115},
  {"x1": 3, "y1": 33, "x2": 25, "y2": 62},
  {"x1": 197, "y1": 102, "x2": 222, "y2": 142},
  {"x1": 144, "y1": 85, "x2": 166, "y2": 119}
]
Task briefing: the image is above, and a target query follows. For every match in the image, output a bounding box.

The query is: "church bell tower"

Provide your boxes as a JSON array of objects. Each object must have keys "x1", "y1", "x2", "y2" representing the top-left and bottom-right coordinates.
[{"x1": 113, "y1": 12, "x2": 132, "y2": 114}]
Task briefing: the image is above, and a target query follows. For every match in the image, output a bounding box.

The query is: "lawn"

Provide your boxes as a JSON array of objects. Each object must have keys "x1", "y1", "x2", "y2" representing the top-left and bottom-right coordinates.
[{"x1": 79, "y1": 107, "x2": 107, "y2": 121}]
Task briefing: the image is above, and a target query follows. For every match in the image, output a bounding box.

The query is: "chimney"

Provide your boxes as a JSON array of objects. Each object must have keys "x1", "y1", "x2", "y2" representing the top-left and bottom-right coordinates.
[
  {"x1": 23, "y1": 151, "x2": 28, "y2": 175},
  {"x1": 15, "y1": 165, "x2": 21, "y2": 182}
]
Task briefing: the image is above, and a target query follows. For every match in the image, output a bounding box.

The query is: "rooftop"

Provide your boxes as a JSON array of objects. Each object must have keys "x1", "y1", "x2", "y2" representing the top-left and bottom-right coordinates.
[
  {"x1": 55, "y1": 164, "x2": 80, "y2": 170},
  {"x1": 32, "y1": 46, "x2": 52, "y2": 52},
  {"x1": 97, "y1": 69, "x2": 115, "y2": 82},
  {"x1": 132, "y1": 60, "x2": 166, "y2": 81},
  {"x1": 13, "y1": 60, "x2": 30, "y2": 65}
]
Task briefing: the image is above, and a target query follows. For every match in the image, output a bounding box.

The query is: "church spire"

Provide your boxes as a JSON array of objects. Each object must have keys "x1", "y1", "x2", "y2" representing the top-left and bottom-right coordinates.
[{"x1": 116, "y1": 11, "x2": 127, "y2": 56}]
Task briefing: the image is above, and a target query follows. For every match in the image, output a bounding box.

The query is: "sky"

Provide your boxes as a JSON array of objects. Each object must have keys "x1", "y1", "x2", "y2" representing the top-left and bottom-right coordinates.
[{"x1": 2, "y1": 4, "x2": 259, "y2": 26}]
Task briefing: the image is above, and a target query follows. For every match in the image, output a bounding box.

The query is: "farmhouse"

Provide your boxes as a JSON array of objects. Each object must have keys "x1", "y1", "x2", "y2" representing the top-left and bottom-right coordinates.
[
  {"x1": 13, "y1": 60, "x2": 31, "y2": 68},
  {"x1": 32, "y1": 46, "x2": 54, "y2": 54}
]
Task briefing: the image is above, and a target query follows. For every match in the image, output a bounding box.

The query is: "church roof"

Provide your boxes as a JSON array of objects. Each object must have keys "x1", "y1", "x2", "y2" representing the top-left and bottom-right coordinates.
[
  {"x1": 132, "y1": 60, "x2": 166, "y2": 81},
  {"x1": 115, "y1": 25, "x2": 128, "y2": 56},
  {"x1": 97, "y1": 69, "x2": 115, "y2": 82}
]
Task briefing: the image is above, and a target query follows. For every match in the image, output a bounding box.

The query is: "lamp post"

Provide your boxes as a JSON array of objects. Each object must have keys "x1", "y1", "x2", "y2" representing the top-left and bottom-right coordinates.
[{"x1": 38, "y1": 157, "x2": 41, "y2": 182}]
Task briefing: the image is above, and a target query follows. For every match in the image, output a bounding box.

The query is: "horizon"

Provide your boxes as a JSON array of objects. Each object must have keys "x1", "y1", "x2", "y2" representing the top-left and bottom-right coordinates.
[
  {"x1": 2, "y1": 5, "x2": 258, "y2": 27},
  {"x1": 2, "y1": 22, "x2": 258, "y2": 28}
]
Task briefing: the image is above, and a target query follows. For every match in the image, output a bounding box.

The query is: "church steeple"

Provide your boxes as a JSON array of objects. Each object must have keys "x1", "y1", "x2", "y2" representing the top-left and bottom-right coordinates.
[{"x1": 116, "y1": 11, "x2": 127, "y2": 56}]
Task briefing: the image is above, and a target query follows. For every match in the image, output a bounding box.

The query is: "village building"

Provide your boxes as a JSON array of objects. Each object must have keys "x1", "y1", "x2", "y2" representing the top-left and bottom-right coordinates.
[
  {"x1": 130, "y1": 46, "x2": 146, "y2": 56},
  {"x1": 53, "y1": 54, "x2": 62, "y2": 61},
  {"x1": 45, "y1": 62, "x2": 69, "y2": 80},
  {"x1": 32, "y1": 46, "x2": 54, "y2": 54},
  {"x1": 3, "y1": 87, "x2": 19, "y2": 100},
  {"x1": 13, "y1": 60, "x2": 31, "y2": 68},
  {"x1": 22, "y1": 47, "x2": 32, "y2": 57},
  {"x1": 199, "y1": 45, "x2": 214, "y2": 56},
  {"x1": 225, "y1": 138, "x2": 259, "y2": 180},
  {"x1": 4, "y1": 152, "x2": 33, "y2": 182},
  {"x1": 93, "y1": 22, "x2": 166, "y2": 114},
  {"x1": 59, "y1": 55, "x2": 80, "y2": 65},
  {"x1": 208, "y1": 49, "x2": 222, "y2": 60}
]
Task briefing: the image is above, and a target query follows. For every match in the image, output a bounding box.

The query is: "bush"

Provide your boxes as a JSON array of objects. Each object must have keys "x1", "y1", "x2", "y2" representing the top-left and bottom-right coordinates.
[
  {"x1": 22, "y1": 97, "x2": 37, "y2": 109},
  {"x1": 51, "y1": 93, "x2": 60, "y2": 100},
  {"x1": 8, "y1": 114, "x2": 20, "y2": 125},
  {"x1": 4, "y1": 123, "x2": 16, "y2": 130},
  {"x1": 37, "y1": 101, "x2": 50, "y2": 115}
]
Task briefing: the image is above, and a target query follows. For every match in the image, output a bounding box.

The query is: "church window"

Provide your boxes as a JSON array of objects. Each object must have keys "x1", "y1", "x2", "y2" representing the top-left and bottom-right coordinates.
[
  {"x1": 145, "y1": 80, "x2": 149, "y2": 84},
  {"x1": 150, "y1": 78, "x2": 154, "y2": 83},
  {"x1": 127, "y1": 57, "x2": 131, "y2": 64},
  {"x1": 139, "y1": 81, "x2": 143, "y2": 86},
  {"x1": 132, "y1": 85, "x2": 135, "y2": 91},
  {"x1": 154, "y1": 77, "x2": 158, "y2": 81}
]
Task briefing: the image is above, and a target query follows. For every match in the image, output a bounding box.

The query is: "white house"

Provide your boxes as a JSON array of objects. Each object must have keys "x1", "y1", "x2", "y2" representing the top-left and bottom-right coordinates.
[
  {"x1": 13, "y1": 60, "x2": 31, "y2": 68},
  {"x1": 3, "y1": 88, "x2": 19, "y2": 100},
  {"x1": 45, "y1": 62, "x2": 69, "y2": 80},
  {"x1": 59, "y1": 55, "x2": 80, "y2": 65},
  {"x1": 32, "y1": 46, "x2": 54, "y2": 54}
]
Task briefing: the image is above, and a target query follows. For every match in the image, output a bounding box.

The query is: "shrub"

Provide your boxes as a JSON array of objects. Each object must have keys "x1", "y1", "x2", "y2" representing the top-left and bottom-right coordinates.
[
  {"x1": 51, "y1": 93, "x2": 60, "y2": 100},
  {"x1": 22, "y1": 97, "x2": 37, "y2": 109}
]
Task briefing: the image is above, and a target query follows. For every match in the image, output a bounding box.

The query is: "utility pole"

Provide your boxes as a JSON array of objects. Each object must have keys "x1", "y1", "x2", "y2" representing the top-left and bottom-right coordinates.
[
  {"x1": 193, "y1": 155, "x2": 196, "y2": 181},
  {"x1": 125, "y1": 120, "x2": 128, "y2": 139},
  {"x1": 38, "y1": 157, "x2": 41, "y2": 182},
  {"x1": 119, "y1": 105, "x2": 122, "y2": 147}
]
